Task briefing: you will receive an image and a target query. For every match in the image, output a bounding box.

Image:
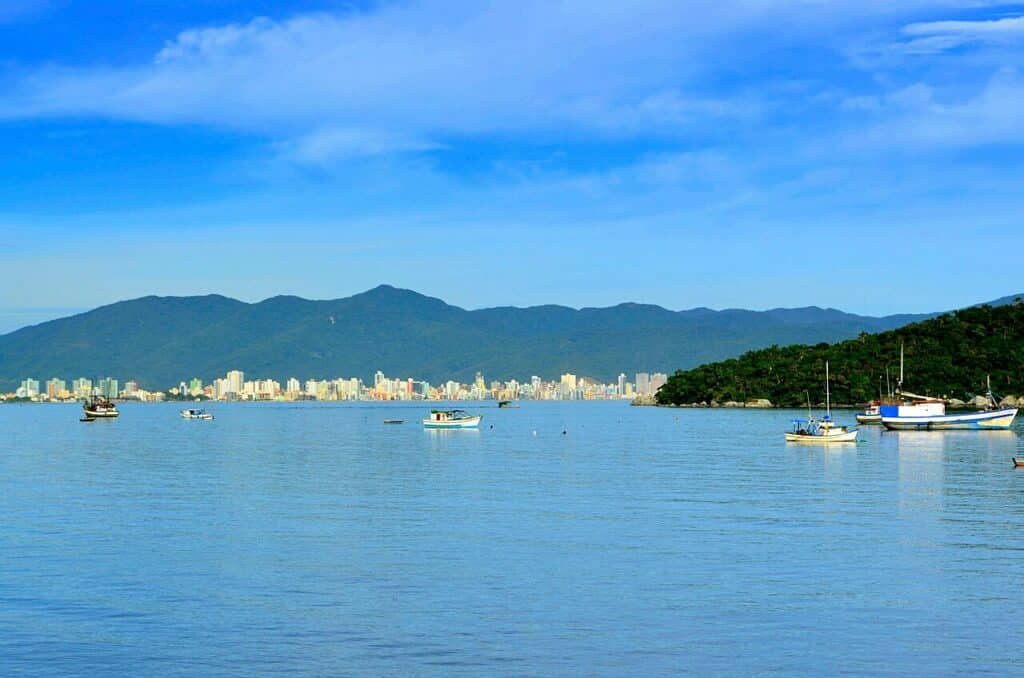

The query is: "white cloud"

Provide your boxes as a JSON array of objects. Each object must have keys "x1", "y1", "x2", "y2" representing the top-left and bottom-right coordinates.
[
  {"x1": 277, "y1": 127, "x2": 443, "y2": 165},
  {"x1": 0, "y1": 0, "x2": 971, "y2": 160},
  {"x1": 895, "y1": 15, "x2": 1024, "y2": 53},
  {"x1": 903, "y1": 16, "x2": 1024, "y2": 37},
  {"x1": 849, "y1": 68, "x2": 1024, "y2": 148}
]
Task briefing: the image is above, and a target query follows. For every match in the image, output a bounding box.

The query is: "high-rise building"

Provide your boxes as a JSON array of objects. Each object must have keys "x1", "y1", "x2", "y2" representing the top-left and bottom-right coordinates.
[
  {"x1": 650, "y1": 372, "x2": 668, "y2": 395},
  {"x1": 72, "y1": 378, "x2": 92, "y2": 398},
  {"x1": 636, "y1": 372, "x2": 651, "y2": 396},
  {"x1": 617, "y1": 373, "x2": 626, "y2": 396},
  {"x1": 20, "y1": 378, "x2": 40, "y2": 398},
  {"x1": 226, "y1": 370, "x2": 244, "y2": 395},
  {"x1": 286, "y1": 378, "x2": 301, "y2": 394},
  {"x1": 98, "y1": 377, "x2": 119, "y2": 399},
  {"x1": 45, "y1": 378, "x2": 66, "y2": 399},
  {"x1": 189, "y1": 378, "x2": 203, "y2": 396}
]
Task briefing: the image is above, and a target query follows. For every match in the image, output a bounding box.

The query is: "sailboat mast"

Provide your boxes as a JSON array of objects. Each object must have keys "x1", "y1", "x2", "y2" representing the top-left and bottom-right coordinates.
[
  {"x1": 826, "y1": 360, "x2": 831, "y2": 418},
  {"x1": 899, "y1": 342, "x2": 904, "y2": 393}
]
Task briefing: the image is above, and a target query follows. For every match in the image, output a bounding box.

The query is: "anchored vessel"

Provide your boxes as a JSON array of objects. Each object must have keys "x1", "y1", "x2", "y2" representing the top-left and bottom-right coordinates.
[
  {"x1": 423, "y1": 409, "x2": 482, "y2": 429},
  {"x1": 856, "y1": 402, "x2": 882, "y2": 425},
  {"x1": 879, "y1": 346, "x2": 1017, "y2": 431},
  {"x1": 180, "y1": 408, "x2": 214, "y2": 420},
  {"x1": 83, "y1": 395, "x2": 119, "y2": 418},
  {"x1": 785, "y1": 361, "x2": 859, "y2": 444},
  {"x1": 880, "y1": 395, "x2": 1017, "y2": 430}
]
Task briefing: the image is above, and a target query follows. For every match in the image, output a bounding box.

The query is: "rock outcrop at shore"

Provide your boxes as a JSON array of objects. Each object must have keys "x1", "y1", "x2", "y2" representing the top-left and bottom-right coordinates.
[{"x1": 633, "y1": 396, "x2": 773, "y2": 408}]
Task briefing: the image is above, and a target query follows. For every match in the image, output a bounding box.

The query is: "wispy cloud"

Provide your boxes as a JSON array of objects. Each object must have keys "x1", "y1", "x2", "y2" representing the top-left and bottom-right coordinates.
[
  {"x1": 897, "y1": 14, "x2": 1024, "y2": 53},
  {"x1": 0, "y1": 1, "x2": 967, "y2": 163}
]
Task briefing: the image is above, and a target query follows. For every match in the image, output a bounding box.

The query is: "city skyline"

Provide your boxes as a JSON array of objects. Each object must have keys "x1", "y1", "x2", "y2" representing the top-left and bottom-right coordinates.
[{"x1": 10, "y1": 369, "x2": 670, "y2": 403}]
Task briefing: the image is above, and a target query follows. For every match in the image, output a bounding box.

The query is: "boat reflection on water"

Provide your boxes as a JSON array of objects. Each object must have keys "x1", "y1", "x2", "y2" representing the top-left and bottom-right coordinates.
[
  {"x1": 889, "y1": 428, "x2": 1019, "y2": 515},
  {"x1": 424, "y1": 426, "x2": 480, "y2": 453},
  {"x1": 890, "y1": 429, "x2": 1017, "y2": 459}
]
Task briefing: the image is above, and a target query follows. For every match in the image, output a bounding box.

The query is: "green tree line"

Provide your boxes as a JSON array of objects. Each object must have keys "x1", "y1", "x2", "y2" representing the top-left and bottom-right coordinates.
[{"x1": 656, "y1": 302, "x2": 1024, "y2": 407}]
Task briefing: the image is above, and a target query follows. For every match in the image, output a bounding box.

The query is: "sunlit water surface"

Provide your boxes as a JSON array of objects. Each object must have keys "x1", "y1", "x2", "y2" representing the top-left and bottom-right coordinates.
[{"x1": 2, "y1": 402, "x2": 1024, "y2": 675}]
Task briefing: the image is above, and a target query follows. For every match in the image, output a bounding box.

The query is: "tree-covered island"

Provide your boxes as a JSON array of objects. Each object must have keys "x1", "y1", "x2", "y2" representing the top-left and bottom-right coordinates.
[{"x1": 656, "y1": 301, "x2": 1024, "y2": 407}]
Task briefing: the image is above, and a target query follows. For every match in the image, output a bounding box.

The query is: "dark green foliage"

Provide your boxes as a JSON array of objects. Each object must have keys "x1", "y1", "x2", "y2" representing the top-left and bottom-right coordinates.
[
  {"x1": 0, "y1": 285, "x2": 992, "y2": 390},
  {"x1": 656, "y1": 303, "x2": 1024, "y2": 407}
]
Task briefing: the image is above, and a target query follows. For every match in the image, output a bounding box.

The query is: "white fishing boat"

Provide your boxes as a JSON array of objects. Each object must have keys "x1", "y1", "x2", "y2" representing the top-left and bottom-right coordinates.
[
  {"x1": 856, "y1": 403, "x2": 882, "y2": 425},
  {"x1": 83, "y1": 395, "x2": 119, "y2": 418},
  {"x1": 785, "y1": 361, "x2": 859, "y2": 444},
  {"x1": 423, "y1": 409, "x2": 482, "y2": 429},
  {"x1": 879, "y1": 347, "x2": 1018, "y2": 431},
  {"x1": 857, "y1": 368, "x2": 894, "y2": 424},
  {"x1": 180, "y1": 408, "x2": 214, "y2": 420},
  {"x1": 786, "y1": 418, "x2": 859, "y2": 443}
]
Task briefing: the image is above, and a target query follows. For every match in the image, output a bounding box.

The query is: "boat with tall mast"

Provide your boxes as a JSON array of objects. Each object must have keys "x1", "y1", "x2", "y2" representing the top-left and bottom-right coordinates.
[
  {"x1": 785, "y1": 361, "x2": 859, "y2": 443},
  {"x1": 879, "y1": 345, "x2": 1018, "y2": 430}
]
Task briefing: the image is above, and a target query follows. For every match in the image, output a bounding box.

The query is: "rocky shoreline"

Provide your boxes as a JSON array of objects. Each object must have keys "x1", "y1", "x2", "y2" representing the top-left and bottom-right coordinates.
[{"x1": 632, "y1": 395, "x2": 1023, "y2": 409}]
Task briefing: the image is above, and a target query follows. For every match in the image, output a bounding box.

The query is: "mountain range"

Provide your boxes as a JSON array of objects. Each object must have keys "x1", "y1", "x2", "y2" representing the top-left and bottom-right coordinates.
[{"x1": 0, "y1": 285, "x2": 1016, "y2": 390}]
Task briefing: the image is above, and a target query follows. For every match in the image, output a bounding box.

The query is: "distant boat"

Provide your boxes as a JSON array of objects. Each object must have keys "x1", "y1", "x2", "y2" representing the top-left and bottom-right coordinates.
[
  {"x1": 855, "y1": 403, "x2": 882, "y2": 425},
  {"x1": 879, "y1": 346, "x2": 1018, "y2": 431},
  {"x1": 497, "y1": 400, "x2": 519, "y2": 408},
  {"x1": 83, "y1": 396, "x2": 119, "y2": 418},
  {"x1": 180, "y1": 408, "x2": 213, "y2": 420},
  {"x1": 1013, "y1": 457, "x2": 1024, "y2": 468},
  {"x1": 785, "y1": 362, "x2": 859, "y2": 444},
  {"x1": 423, "y1": 409, "x2": 482, "y2": 429},
  {"x1": 384, "y1": 419, "x2": 404, "y2": 424},
  {"x1": 858, "y1": 368, "x2": 893, "y2": 424}
]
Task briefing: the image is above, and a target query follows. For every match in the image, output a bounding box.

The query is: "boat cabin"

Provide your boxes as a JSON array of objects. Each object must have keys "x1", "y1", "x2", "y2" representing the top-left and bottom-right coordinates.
[{"x1": 428, "y1": 409, "x2": 471, "y2": 423}]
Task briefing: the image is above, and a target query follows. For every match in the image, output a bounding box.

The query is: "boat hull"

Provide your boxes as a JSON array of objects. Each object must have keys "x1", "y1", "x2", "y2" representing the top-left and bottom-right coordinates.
[
  {"x1": 881, "y1": 407, "x2": 1018, "y2": 430},
  {"x1": 423, "y1": 415, "x2": 482, "y2": 429},
  {"x1": 785, "y1": 430, "x2": 858, "y2": 444},
  {"x1": 855, "y1": 414, "x2": 882, "y2": 424},
  {"x1": 83, "y1": 410, "x2": 119, "y2": 418}
]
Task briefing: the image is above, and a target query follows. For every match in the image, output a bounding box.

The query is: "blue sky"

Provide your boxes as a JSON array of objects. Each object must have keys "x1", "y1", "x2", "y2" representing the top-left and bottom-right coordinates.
[{"x1": 1, "y1": 0, "x2": 1023, "y2": 330}]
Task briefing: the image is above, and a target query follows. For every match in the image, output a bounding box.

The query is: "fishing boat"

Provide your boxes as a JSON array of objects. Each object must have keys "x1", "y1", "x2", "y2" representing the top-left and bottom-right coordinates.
[
  {"x1": 880, "y1": 396, "x2": 1018, "y2": 430},
  {"x1": 785, "y1": 361, "x2": 859, "y2": 444},
  {"x1": 180, "y1": 408, "x2": 213, "y2": 420},
  {"x1": 879, "y1": 347, "x2": 1018, "y2": 431},
  {"x1": 857, "y1": 369, "x2": 894, "y2": 424},
  {"x1": 423, "y1": 409, "x2": 482, "y2": 429},
  {"x1": 856, "y1": 402, "x2": 882, "y2": 425},
  {"x1": 83, "y1": 395, "x2": 119, "y2": 418}
]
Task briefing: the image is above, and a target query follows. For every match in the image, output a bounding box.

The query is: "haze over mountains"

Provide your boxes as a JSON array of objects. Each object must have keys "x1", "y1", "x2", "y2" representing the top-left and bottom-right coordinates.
[{"x1": 0, "y1": 285, "x2": 1016, "y2": 391}]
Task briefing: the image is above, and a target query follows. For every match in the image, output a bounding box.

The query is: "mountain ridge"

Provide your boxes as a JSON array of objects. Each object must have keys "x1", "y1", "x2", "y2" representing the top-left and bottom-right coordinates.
[{"x1": 0, "y1": 285, "x2": 1015, "y2": 390}]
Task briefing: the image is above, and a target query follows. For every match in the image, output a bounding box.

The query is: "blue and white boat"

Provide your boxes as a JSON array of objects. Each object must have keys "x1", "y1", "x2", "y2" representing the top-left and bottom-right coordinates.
[
  {"x1": 423, "y1": 409, "x2": 482, "y2": 429},
  {"x1": 879, "y1": 348, "x2": 1018, "y2": 430},
  {"x1": 880, "y1": 400, "x2": 1017, "y2": 430}
]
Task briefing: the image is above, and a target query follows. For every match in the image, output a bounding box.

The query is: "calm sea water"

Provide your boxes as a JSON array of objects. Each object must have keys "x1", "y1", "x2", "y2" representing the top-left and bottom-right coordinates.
[{"x1": 2, "y1": 401, "x2": 1024, "y2": 675}]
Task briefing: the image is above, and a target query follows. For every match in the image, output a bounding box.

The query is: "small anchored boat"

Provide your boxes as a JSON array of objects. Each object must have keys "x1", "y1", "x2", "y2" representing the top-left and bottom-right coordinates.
[
  {"x1": 856, "y1": 402, "x2": 882, "y2": 425},
  {"x1": 83, "y1": 395, "x2": 119, "y2": 418},
  {"x1": 1013, "y1": 458, "x2": 1024, "y2": 468},
  {"x1": 785, "y1": 362, "x2": 859, "y2": 444},
  {"x1": 786, "y1": 417, "x2": 859, "y2": 443},
  {"x1": 180, "y1": 408, "x2": 214, "y2": 420},
  {"x1": 423, "y1": 409, "x2": 482, "y2": 429},
  {"x1": 384, "y1": 419, "x2": 404, "y2": 424}
]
